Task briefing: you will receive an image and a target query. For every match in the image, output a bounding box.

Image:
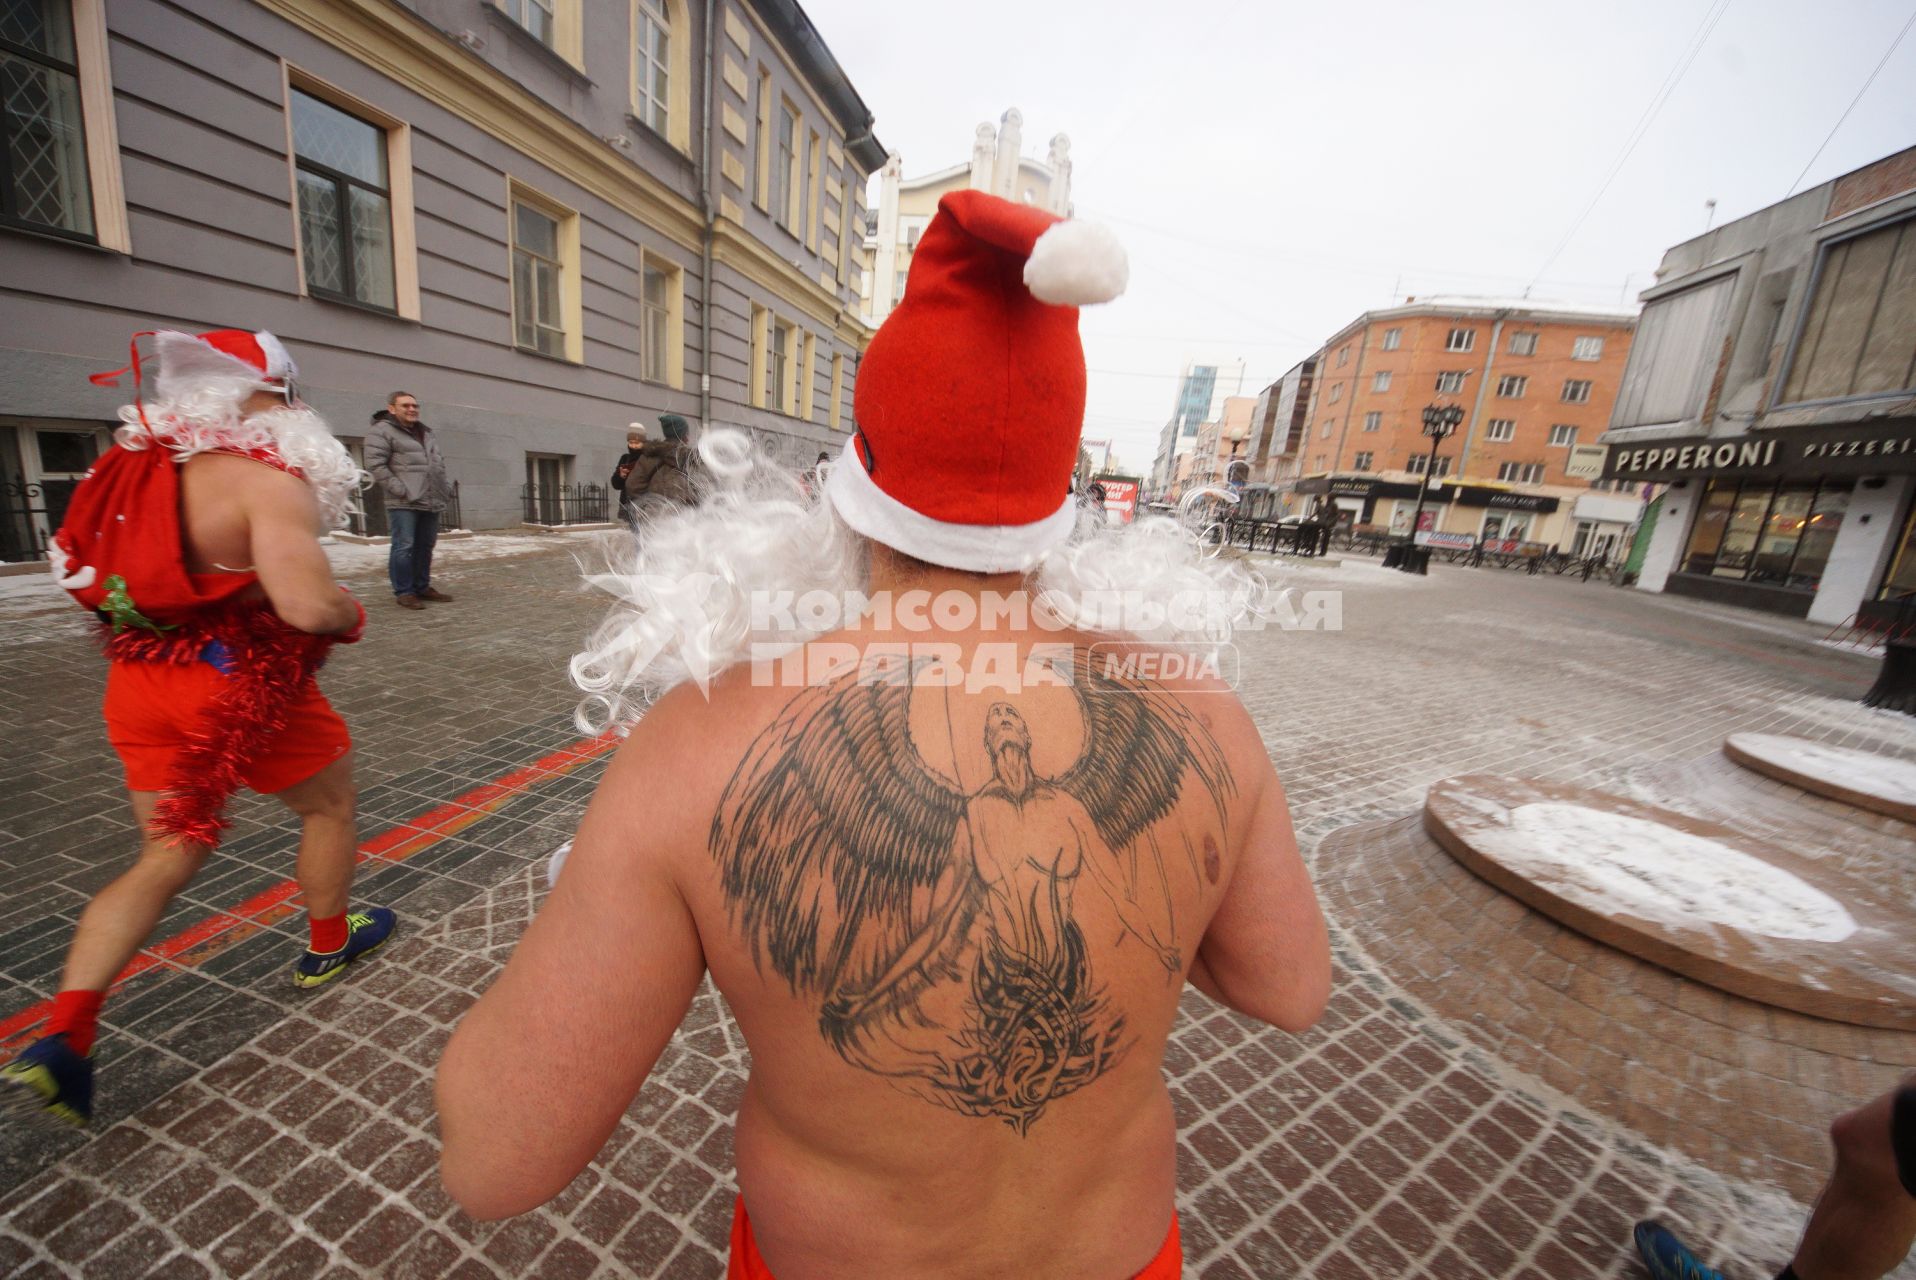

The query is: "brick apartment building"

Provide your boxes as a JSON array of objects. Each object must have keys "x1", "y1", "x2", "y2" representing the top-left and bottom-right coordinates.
[
  {"x1": 1284, "y1": 298, "x2": 1641, "y2": 550},
  {"x1": 0, "y1": 0, "x2": 884, "y2": 557}
]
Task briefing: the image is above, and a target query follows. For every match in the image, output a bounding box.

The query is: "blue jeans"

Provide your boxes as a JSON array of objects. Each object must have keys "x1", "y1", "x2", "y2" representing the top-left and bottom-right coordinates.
[{"x1": 388, "y1": 509, "x2": 439, "y2": 597}]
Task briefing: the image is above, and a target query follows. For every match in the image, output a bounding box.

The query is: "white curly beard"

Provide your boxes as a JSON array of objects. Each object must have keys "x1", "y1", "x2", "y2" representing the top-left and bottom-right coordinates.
[{"x1": 115, "y1": 396, "x2": 366, "y2": 531}]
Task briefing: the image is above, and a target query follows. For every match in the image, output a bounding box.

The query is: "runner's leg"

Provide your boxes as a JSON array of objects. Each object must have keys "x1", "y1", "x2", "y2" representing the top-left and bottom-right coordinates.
[
  {"x1": 276, "y1": 752, "x2": 356, "y2": 928},
  {"x1": 58, "y1": 790, "x2": 211, "y2": 998},
  {"x1": 1787, "y1": 1081, "x2": 1916, "y2": 1280}
]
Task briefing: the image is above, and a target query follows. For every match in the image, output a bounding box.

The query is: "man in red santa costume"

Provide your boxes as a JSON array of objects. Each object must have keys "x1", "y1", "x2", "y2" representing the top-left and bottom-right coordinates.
[
  {"x1": 1, "y1": 329, "x2": 395, "y2": 1127},
  {"x1": 438, "y1": 191, "x2": 1329, "y2": 1279}
]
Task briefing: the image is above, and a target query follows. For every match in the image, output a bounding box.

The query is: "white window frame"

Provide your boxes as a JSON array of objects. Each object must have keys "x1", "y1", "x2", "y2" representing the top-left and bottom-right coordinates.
[
  {"x1": 1509, "y1": 332, "x2": 1538, "y2": 356},
  {"x1": 639, "y1": 249, "x2": 683, "y2": 388},
  {"x1": 1562, "y1": 378, "x2": 1593, "y2": 404},
  {"x1": 1329, "y1": 383, "x2": 1343, "y2": 403},
  {"x1": 1548, "y1": 424, "x2": 1578, "y2": 448},
  {"x1": 1496, "y1": 375, "x2": 1528, "y2": 398},
  {"x1": 507, "y1": 182, "x2": 581, "y2": 363},
  {"x1": 1436, "y1": 371, "x2": 1466, "y2": 394},
  {"x1": 1571, "y1": 336, "x2": 1604, "y2": 362},
  {"x1": 1353, "y1": 451, "x2": 1373, "y2": 471},
  {"x1": 1371, "y1": 371, "x2": 1391, "y2": 393},
  {"x1": 1363, "y1": 411, "x2": 1381, "y2": 432},
  {"x1": 1445, "y1": 328, "x2": 1476, "y2": 352},
  {"x1": 1485, "y1": 418, "x2": 1515, "y2": 442},
  {"x1": 1381, "y1": 328, "x2": 1402, "y2": 351}
]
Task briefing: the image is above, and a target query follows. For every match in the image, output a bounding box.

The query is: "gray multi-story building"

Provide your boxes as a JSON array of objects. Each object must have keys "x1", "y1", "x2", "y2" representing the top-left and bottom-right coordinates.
[
  {"x1": 0, "y1": 0, "x2": 885, "y2": 555},
  {"x1": 1601, "y1": 145, "x2": 1916, "y2": 625}
]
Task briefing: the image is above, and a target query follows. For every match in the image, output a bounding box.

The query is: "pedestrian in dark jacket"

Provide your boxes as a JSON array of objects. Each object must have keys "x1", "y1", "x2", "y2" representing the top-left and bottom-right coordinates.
[
  {"x1": 611, "y1": 425, "x2": 648, "y2": 521},
  {"x1": 624, "y1": 414, "x2": 698, "y2": 510},
  {"x1": 365, "y1": 392, "x2": 453, "y2": 610}
]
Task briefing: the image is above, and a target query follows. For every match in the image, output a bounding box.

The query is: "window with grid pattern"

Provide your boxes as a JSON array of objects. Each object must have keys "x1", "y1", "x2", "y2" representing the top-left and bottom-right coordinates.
[{"x1": 0, "y1": 0, "x2": 94, "y2": 239}]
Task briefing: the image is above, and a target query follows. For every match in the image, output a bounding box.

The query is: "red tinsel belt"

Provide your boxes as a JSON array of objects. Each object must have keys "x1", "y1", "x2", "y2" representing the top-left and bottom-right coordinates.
[{"x1": 99, "y1": 603, "x2": 339, "y2": 847}]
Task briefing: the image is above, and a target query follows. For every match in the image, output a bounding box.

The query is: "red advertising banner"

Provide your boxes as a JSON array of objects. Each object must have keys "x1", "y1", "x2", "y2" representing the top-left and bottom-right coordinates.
[{"x1": 1095, "y1": 475, "x2": 1141, "y2": 523}]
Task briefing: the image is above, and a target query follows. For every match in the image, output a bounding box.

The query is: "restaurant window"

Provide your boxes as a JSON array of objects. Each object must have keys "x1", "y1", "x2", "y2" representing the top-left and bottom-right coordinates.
[
  {"x1": 1685, "y1": 477, "x2": 1854, "y2": 590},
  {"x1": 1781, "y1": 214, "x2": 1916, "y2": 405}
]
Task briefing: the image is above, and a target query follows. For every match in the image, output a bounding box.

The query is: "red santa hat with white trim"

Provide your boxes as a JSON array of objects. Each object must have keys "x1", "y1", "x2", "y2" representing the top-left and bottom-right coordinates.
[
  {"x1": 826, "y1": 189, "x2": 1128, "y2": 573},
  {"x1": 90, "y1": 328, "x2": 299, "y2": 409}
]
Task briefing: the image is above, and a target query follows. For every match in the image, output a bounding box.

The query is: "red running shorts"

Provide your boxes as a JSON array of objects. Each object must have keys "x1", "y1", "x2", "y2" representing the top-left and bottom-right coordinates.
[
  {"x1": 725, "y1": 1196, "x2": 1181, "y2": 1279},
  {"x1": 104, "y1": 660, "x2": 351, "y2": 796}
]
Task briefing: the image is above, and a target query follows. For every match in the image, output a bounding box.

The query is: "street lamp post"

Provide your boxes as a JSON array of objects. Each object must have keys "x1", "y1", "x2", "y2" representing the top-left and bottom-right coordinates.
[{"x1": 1397, "y1": 402, "x2": 1465, "y2": 574}]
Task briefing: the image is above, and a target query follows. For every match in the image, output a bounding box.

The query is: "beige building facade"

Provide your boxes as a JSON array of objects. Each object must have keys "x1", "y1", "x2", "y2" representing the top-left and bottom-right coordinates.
[{"x1": 857, "y1": 107, "x2": 1072, "y2": 327}]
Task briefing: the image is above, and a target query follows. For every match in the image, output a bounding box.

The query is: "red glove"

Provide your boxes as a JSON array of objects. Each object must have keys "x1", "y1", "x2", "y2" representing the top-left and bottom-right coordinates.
[{"x1": 336, "y1": 590, "x2": 367, "y2": 644}]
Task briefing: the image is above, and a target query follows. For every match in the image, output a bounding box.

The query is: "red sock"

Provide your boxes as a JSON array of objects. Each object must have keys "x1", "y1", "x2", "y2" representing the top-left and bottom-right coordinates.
[
  {"x1": 309, "y1": 913, "x2": 348, "y2": 954},
  {"x1": 45, "y1": 990, "x2": 105, "y2": 1058}
]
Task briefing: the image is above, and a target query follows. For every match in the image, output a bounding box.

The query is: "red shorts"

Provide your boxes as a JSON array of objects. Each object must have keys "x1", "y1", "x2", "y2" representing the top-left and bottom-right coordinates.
[
  {"x1": 104, "y1": 660, "x2": 351, "y2": 796},
  {"x1": 725, "y1": 1196, "x2": 1181, "y2": 1279}
]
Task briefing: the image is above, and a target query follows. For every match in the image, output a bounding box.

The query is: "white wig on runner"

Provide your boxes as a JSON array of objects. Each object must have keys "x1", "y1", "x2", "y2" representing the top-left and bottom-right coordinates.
[
  {"x1": 97, "y1": 329, "x2": 364, "y2": 531},
  {"x1": 569, "y1": 427, "x2": 1272, "y2": 732}
]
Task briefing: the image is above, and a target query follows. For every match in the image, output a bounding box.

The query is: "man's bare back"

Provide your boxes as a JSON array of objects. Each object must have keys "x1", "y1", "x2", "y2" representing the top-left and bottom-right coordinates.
[
  {"x1": 439, "y1": 619, "x2": 1329, "y2": 1279},
  {"x1": 177, "y1": 450, "x2": 358, "y2": 634}
]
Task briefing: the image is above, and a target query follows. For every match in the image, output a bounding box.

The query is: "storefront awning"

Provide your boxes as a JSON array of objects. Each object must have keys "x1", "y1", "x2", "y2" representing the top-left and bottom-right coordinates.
[{"x1": 1606, "y1": 416, "x2": 1916, "y2": 483}]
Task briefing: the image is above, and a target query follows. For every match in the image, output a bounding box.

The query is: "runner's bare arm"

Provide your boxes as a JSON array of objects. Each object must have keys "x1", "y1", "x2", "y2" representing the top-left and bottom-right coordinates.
[
  {"x1": 1189, "y1": 772, "x2": 1329, "y2": 1031},
  {"x1": 243, "y1": 471, "x2": 360, "y2": 633},
  {"x1": 437, "y1": 718, "x2": 707, "y2": 1221}
]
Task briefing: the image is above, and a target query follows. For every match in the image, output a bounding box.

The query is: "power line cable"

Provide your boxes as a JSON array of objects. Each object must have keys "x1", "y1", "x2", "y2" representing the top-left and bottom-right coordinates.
[
  {"x1": 1784, "y1": 5, "x2": 1916, "y2": 197},
  {"x1": 1529, "y1": 0, "x2": 1734, "y2": 290}
]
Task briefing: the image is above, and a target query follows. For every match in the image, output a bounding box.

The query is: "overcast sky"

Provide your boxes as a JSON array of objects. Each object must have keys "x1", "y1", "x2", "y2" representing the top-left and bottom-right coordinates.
[{"x1": 804, "y1": 0, "x2": 1916, "y2": 476}]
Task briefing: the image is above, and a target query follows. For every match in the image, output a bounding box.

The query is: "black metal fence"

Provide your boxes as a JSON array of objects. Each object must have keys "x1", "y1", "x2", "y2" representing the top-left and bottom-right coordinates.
[
  {"x1": 522, "y1": 481, "x2": 609, "y2": 526},
  {"x1": 2, "y1": 480, "x2": 55, "y2": 563},
  {"x1": 345, "y1": 481, "x2": 462, "y2": 538}
]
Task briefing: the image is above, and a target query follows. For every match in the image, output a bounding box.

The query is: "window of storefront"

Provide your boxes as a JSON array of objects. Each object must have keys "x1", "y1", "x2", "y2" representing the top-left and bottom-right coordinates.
[{"x1": 1681, "y1": 477, "x2": 1854, "y2": 590}]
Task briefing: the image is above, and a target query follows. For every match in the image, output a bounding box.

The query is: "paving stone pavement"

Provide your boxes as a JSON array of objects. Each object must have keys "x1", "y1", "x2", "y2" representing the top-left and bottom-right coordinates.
[{"x1": 1, "y1": 544, "x2": 1913, "y2": 1278}]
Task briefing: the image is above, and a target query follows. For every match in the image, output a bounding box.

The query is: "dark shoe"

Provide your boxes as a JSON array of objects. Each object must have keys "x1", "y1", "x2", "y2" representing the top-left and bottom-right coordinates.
[
  {"x1": 1633, "y1": 1221, "x2": 1725, "y2": 1280},
  {"x1": 395, "y1": 594, "x2": 425, "y2": 610},
  {"x1": 0, "y1": 1034, "x2": 93, "y2": 1127},
  {"x1": 417, "y1": 588, "x2": 454, "y2": 602},
  {"x1": 293, "y1": 908, "x2": 397, "y2": 989}
]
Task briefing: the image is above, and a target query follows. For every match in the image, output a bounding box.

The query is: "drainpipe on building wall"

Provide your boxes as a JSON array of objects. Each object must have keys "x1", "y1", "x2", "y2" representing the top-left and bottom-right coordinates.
[
  {"x1": 698, "y1": 0, "x2": 717, "y2": 432},
  {"x1": 1455, "y1": 314, "x2": 1506, "y2": 479}
]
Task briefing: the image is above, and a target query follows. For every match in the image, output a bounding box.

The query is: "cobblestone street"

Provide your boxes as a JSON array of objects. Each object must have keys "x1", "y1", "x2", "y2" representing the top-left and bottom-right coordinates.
[{"x1": 2, "y1": 542, "x2": 1912, "y2": 1279}]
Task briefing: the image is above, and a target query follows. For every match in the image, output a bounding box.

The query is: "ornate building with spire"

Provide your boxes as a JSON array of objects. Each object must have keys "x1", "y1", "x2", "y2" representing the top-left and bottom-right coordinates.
[{"x1": 858, "y1": 108, "x2": 1073, "y2": 327}]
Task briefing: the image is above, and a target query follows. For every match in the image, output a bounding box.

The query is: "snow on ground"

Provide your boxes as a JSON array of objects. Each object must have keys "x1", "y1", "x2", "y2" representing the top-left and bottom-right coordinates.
[
  {"x1": 1775, "y1": 691, "x2": 1916, "y2": 753},
  {"x1": 0, "y1": 531, "x2": 603, "y2": 648},
  {"x1": 1498, "y1": 802, "x2": 1859, "y2": 942},
  {"x1": 321, "y1": 529, "x2": 593, "y2": 577},
  {"x1": 1730, "y1": 732, "x2": 1916, "y2": 807}
]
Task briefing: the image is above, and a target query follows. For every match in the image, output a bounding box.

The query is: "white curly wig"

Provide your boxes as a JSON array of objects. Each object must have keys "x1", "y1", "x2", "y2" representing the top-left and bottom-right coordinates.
[
  {"x1": 115, "y1": 330, "x2": 364, "y2": 530},
  {"x1": 571, "y1": 427, "x2": 1275, "y2": 731}
]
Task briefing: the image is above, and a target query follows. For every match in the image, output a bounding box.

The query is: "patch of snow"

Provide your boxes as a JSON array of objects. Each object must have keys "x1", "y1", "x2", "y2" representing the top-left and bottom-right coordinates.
[
  {"x1": 1729, "y1": 733, "x2": 1916, "y2": 807},
  {"x1": 323, "y1": 531, "x2": 586, "y2": 577},
  {"x1": 1496, "y1": 802, "x2": 1858, "y2": 942},
  {"x1": 1773, "y1": 693, "x2": 1916, "y2": 752}
]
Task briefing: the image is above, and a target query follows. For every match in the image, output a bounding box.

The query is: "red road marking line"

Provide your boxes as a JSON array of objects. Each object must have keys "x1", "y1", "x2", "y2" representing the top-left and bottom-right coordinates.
[{"x1": 0, "y1": 733, "x2": 616, "y2": 1055}]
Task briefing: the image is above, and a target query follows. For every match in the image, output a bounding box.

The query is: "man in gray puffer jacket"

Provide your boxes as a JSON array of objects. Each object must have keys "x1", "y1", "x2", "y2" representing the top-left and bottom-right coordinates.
[{"x1": 365, "y1": 392, "x2": 454, "y2": 610}]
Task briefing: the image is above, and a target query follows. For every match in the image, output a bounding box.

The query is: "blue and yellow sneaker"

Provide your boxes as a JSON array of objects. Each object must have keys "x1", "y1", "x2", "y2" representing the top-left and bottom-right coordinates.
[
  {"x1": 293, "y1": 907, "x2": 397, "y2": 990},
  {"x1": 0, "y1": 1034, "x2": 93, "y2": 1127},
  {"x1": 1634, "y1": 1221, "x2": 1727, "y2": 1280}
]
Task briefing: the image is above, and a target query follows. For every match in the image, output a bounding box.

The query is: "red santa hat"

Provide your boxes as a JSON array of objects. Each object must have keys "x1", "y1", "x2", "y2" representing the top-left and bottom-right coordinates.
[
  {"x1": 91, "y1": 328, "x2": 299, "y2": 410},
  {"x1": 826, "y1": 189, "x2": 1127, "y2": 573}
]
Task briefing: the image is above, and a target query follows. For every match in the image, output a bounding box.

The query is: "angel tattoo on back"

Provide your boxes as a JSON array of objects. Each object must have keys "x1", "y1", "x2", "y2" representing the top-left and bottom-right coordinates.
[{"x1": 711, "y1": 649, "x2": 1234, "y2": 1134}]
